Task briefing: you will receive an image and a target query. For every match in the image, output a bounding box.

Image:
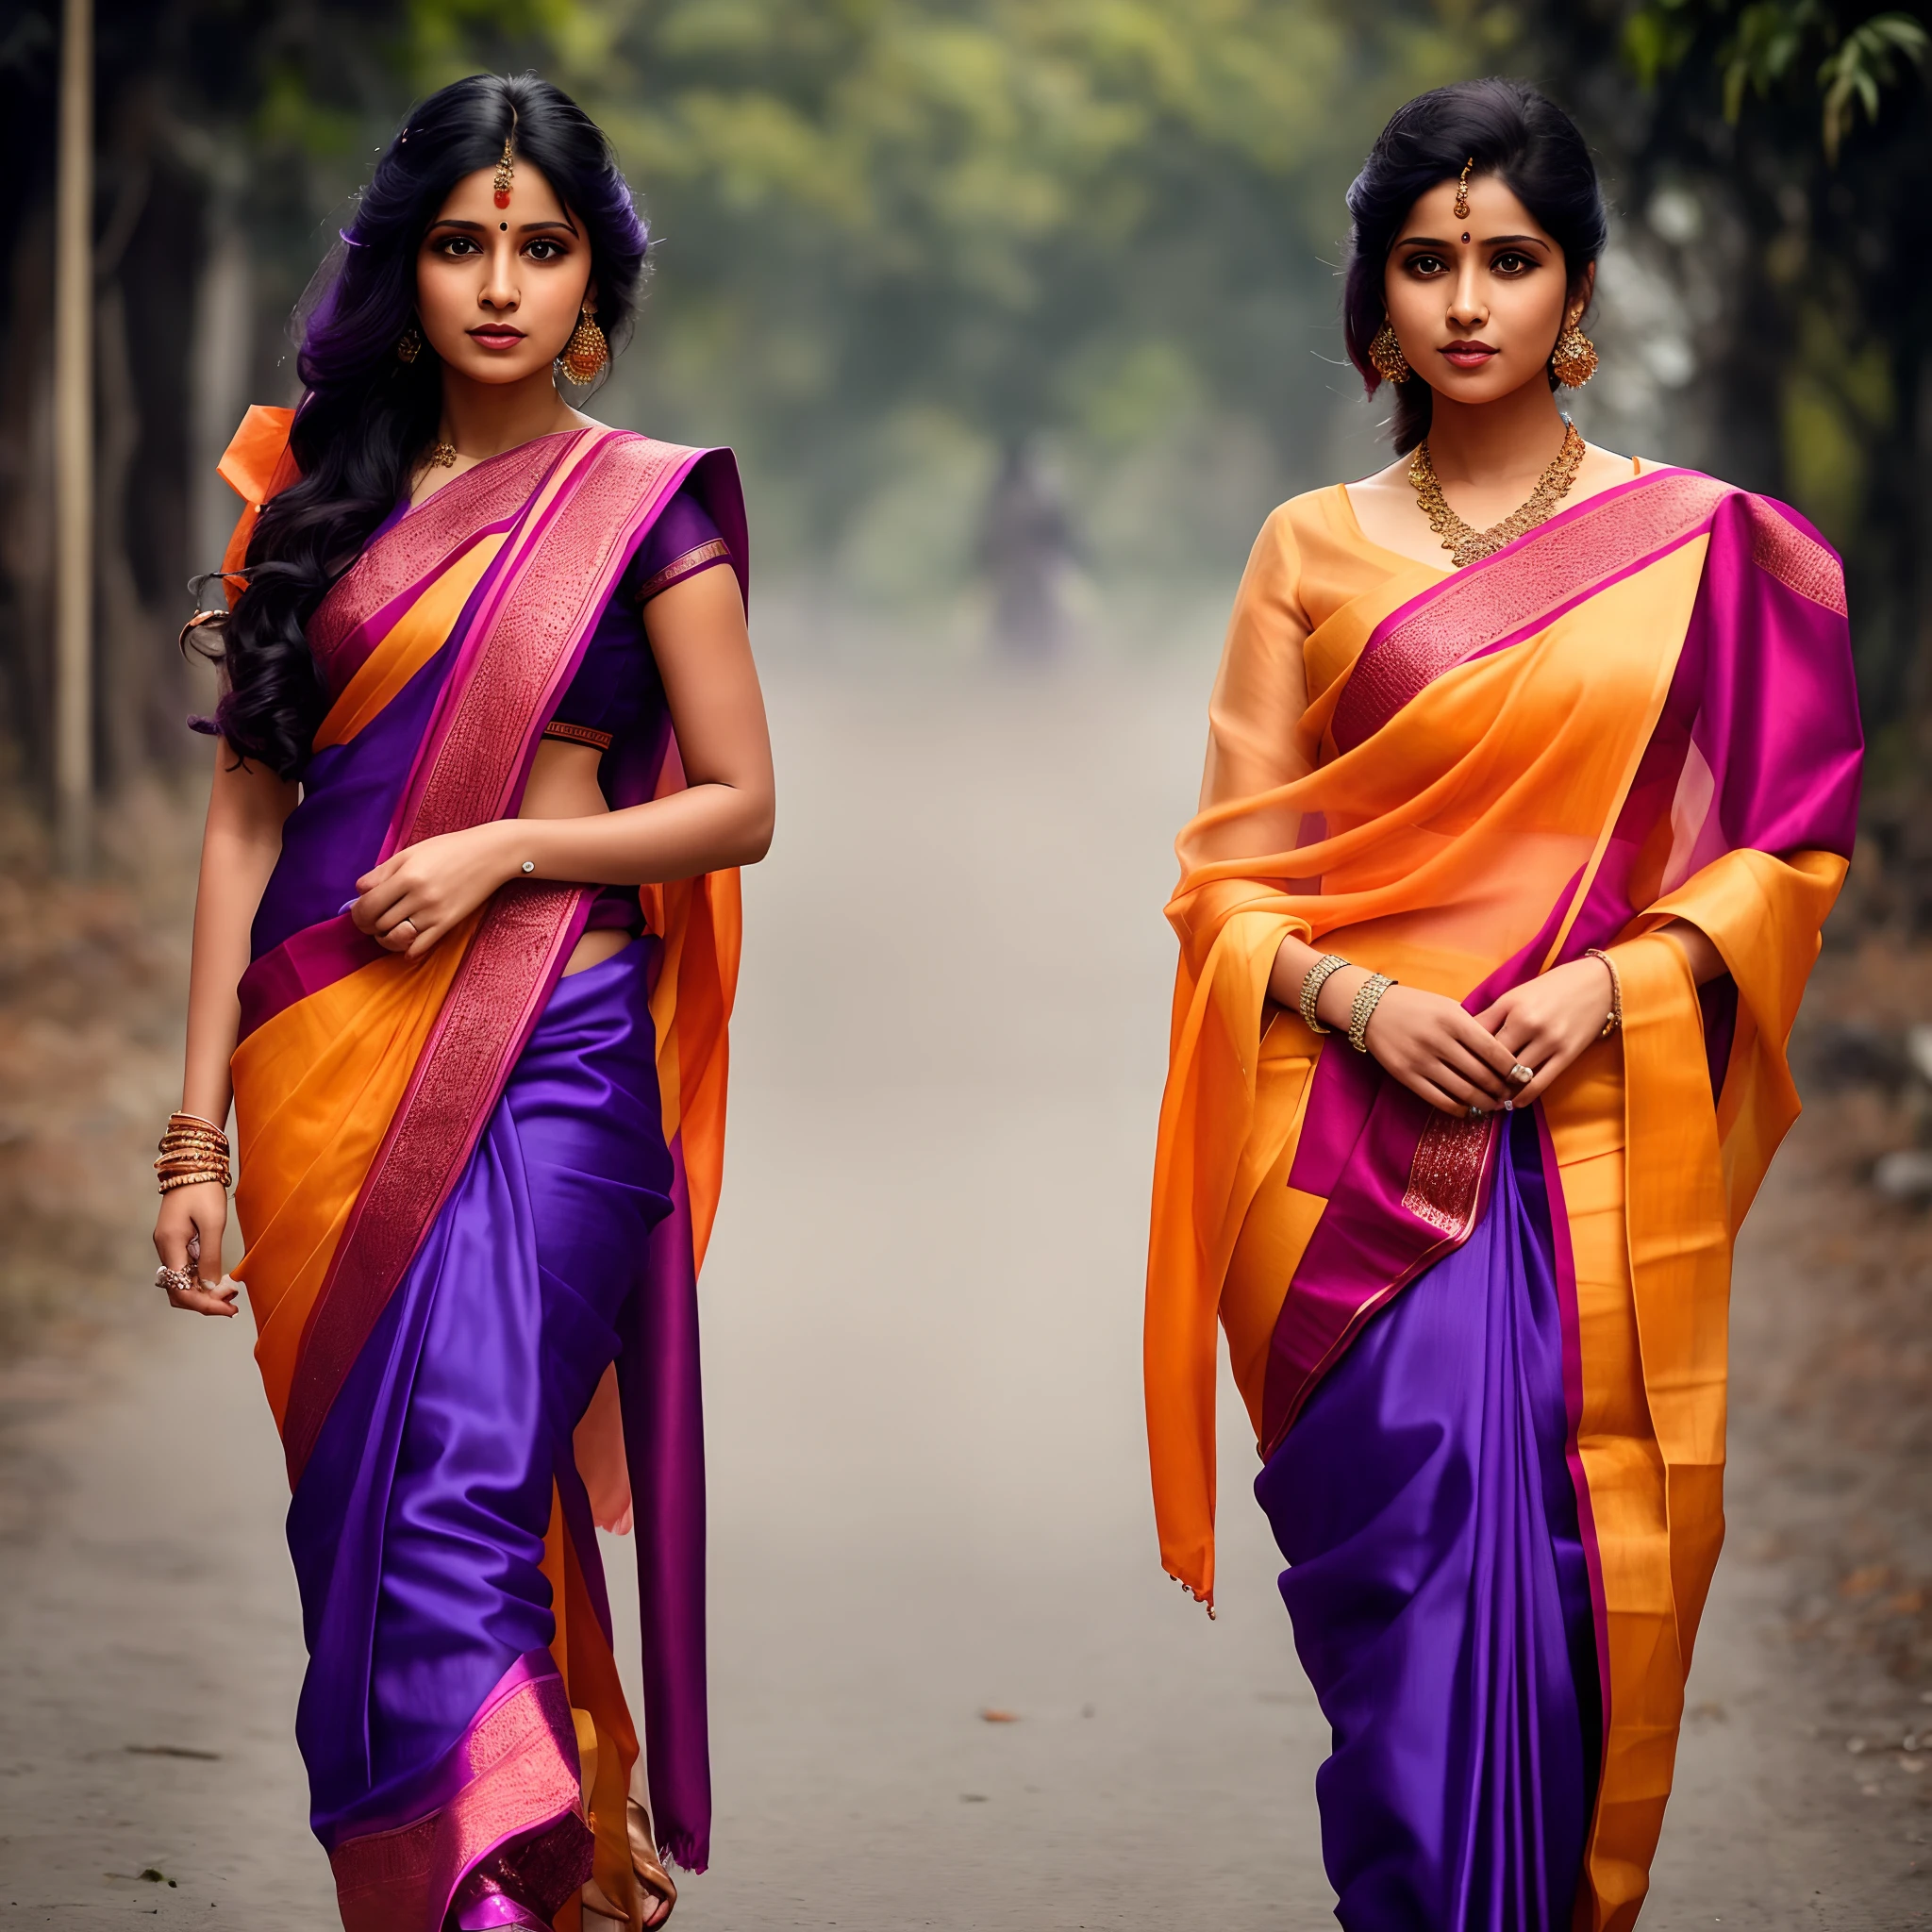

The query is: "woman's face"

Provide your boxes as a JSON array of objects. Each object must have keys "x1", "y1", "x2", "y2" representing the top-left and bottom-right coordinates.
[
  {"x1": 414, "y1": 159, "x2": 594, "y2": 385},
  {"x1": 1380, "y1": 173, "x2": 1587, "y2": 407}
]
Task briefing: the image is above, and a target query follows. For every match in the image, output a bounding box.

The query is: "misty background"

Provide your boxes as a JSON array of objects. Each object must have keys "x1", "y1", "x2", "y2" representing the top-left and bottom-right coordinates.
[{"x1": 0, "y1": 0, "x2": 1926, "y2": 839}]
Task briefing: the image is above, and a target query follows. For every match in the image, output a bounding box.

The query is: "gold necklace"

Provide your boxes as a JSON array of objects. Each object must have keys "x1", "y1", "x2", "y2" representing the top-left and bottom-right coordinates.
[{"x1": 1408, "y1": 421, "x2": 1586, "y2": 568}]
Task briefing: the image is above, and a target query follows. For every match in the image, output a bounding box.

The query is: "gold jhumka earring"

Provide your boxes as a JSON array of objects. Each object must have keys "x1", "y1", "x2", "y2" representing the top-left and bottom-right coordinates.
[
  {"x1": 1369, "y1": 322, "x2": 1411, "y2": 384},
  {"x1": 1454, "y1": 157, "x2": 1475, "y2": 221},
  {"x1": 1551, "y1": 317, "x2": 1599, "y2": 388},
  {"x1": 396, "y1": 324, "x2": 424, "y2": 364},
  {"x1": 558, "y1": 308, "x2": 610, "y2": 385}
]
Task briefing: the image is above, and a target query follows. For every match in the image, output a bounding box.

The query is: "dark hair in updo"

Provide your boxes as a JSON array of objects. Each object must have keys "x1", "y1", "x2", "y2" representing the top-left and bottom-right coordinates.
[
  {"x1": 1341, "y1": 78, "x2": 1607, "y2": 455},
  {"x1": 198, "y1": 73, "x2": 650, "y2": 778}
]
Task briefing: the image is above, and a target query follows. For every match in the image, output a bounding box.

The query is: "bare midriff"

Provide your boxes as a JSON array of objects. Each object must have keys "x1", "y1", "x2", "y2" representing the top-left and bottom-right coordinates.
[{"x1": 519, "y1": 737, "x2": 634, "y2": 975}]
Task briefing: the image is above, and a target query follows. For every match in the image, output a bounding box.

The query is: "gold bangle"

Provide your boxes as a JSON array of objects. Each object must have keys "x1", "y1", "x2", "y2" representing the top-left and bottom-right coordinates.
[
  {"x1": 168, "y1": 1111, "x2": 227, "y2": 1136},
  {"x1": 158, "y1": 1170, "x2": 229, "y2": 1196},
  {"x1": 1298, "y1": 953, "x2": 1351, "y2": 1035},
  {"x1": 1347, "y1": 973, "x2": 1398, "y2": 1053},
  {"x1": 1585, "y1": 948, "x2": 1623, "y2": 1038}
]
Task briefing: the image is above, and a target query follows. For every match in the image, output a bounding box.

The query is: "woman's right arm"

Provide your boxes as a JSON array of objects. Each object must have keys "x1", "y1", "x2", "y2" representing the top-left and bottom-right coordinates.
[{"x1": 153, "y1": 741, "x2": 297, "y2": 1316}]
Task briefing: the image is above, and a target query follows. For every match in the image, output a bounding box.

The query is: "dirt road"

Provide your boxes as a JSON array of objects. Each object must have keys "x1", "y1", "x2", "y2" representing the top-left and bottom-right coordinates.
[{"x1": 1, "y1": 645, "x2": 1926, "y2": 1926}]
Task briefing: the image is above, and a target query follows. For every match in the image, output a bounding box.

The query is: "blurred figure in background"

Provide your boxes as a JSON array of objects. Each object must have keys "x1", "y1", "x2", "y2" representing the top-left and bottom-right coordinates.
[
  {"x1": 152, "y1": 73, "x2": 772, "y2": 1931},
  {"x1": 1145, "y1": 78, "x2": 1862, "y2": 1930},
  {"x1": 977, "y1": 440, "x2": 1079, "y2": 657}
]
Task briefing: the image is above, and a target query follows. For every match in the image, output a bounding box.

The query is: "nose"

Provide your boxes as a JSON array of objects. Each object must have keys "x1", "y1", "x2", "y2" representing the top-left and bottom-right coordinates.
[
  {"x1": 1446, "y1": 256, "x2": 1488, "y2": 330},
  {"x1": 480, "y1": 239, "x2": 520, "y2": 314}
]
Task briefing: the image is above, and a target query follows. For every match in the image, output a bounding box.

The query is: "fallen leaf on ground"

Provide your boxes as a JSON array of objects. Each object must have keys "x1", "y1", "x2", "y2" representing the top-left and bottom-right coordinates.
[{"x1": 978, "y1": 1708, "x2": 1020, "y2": 1724}]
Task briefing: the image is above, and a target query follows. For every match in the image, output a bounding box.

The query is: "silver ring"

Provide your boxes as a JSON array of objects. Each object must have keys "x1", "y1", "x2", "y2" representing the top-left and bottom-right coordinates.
[
  {"x1": 1508, "y1": 1062, "x2": 1535, "y2": 1086},
  {"x1": 1466, "y1": 1104, "x2": 1484, "y2": 1119}
]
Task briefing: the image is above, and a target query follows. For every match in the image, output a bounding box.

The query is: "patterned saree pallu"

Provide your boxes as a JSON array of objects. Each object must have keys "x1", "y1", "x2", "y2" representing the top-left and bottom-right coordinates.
[
  {"x1": 1146, "y1": 468, "x2": 1862, "y2": 1929},
  {"x1": 222, "y1": 415, "x2": 748, "y2": 1929}
]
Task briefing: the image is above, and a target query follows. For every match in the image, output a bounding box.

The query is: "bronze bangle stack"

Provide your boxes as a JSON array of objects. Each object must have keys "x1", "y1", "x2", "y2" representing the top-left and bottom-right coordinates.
[
  {"x1": 1584, "y1": 948, "x2": 1624, "y2": 1038},
  {"x1": 155, "y1": 1110, "x2": 231, "y2": 1196}
]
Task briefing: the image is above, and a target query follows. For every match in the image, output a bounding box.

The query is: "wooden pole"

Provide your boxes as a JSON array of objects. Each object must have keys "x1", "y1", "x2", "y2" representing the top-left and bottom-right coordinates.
[{"x1": 53, "y1": 0, "x2": 92, "y2": 875}]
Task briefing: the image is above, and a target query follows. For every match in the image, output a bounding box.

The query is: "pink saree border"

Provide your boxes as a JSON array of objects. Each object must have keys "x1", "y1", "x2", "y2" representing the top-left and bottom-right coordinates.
[
  {"x1": 1331, "y1": 468, "x2": 1731, "y2": 753},
  {"x1": 1263, "y1": 1093, "x2": 1503, "y2": 1454},
  {"x1": 280, "y1": 431, "x2": 711, "y2": 1486},
  {"x1": 328, "y1": 1655, "x2": 583, "y2": 1932},
  {"x1": 395, "y1": 434, "x2": 703, "y2": 849},
  {"x1": 308, "y1": 434, "x2": 575, "y2": 676}
]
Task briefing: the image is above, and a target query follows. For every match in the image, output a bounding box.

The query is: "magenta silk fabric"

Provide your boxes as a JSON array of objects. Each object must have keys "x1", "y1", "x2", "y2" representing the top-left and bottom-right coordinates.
[{"x1": 1263, "y1": 477, "x2": 1861, "y2": 1453}]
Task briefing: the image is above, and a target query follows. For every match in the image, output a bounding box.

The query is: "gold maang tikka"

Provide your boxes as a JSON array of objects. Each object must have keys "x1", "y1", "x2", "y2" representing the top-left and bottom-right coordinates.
[
  {"x1": 1454, "y1": 157, "x2": 1474, "y2": 221},
  {"x1": 493, "y1": 128, "x2": 515, "y2": 208}
]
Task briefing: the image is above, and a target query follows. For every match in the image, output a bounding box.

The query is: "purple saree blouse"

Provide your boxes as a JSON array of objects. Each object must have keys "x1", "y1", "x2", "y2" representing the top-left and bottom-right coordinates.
[{"x1": 252, "y1": 481, "x2": 731, "y2": 959}]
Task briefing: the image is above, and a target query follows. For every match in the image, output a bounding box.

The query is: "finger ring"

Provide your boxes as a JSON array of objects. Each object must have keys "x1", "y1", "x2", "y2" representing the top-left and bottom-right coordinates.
[
  {"x1": 1467, "y1": 1104, "x2": 1485, "y2": 1119},
  {"x1": 1508, "y1": 1063, "x2": 1535, "y2": 1085},
  {"x1": 155, "y1": 1264, "x2": 193, "y2": 1295}
]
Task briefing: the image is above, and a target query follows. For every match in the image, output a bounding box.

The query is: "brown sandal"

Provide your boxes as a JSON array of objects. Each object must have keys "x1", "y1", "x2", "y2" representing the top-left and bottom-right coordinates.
[
  {"x1": 627, "y1": 1791, "x2": 677, "y2": 1927},
  {"x1": 579, "y1": 1776, "x2": 677, "y2": 1929}
]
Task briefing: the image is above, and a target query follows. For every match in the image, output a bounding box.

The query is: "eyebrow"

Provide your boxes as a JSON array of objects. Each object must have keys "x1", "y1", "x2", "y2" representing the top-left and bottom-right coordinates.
[
  {"x1": 1395, "y1": 231, "x2": 1550, "y2": 249},
  {"x1": 427, "y1": 217, "x2": 581, "y2": 238}
]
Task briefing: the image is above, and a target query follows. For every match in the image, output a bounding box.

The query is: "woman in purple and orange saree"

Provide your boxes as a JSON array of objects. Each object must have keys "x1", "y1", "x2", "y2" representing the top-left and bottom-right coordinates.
[
  {"x1": 151, "y1": 77, "x2": 774, "y2": 1931},
  {"x1": 1143, "y1": 83, "x2": 1861, "y2": 1931}
]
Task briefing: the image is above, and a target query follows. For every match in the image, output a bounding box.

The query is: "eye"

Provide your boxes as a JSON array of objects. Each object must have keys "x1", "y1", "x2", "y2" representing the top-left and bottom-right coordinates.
[
  {"x1": 434, "y1": 234, "x2": 481, "y2": 258},
  {"x1": 1403, "y1": 252, "x2": 1447, "y2": 277},
  {"x1": 525, "y1": 238, "x2": 569, "y2": 262},
  {"x1": 1491, "y1": 251, "x2": 1536, "y2": 275}
]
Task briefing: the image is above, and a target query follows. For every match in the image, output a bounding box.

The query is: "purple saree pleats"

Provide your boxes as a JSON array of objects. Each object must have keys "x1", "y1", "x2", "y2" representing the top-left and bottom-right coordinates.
[
  {"x1": 1256, "y1": 1111, "x2": 1598, "y2": 1932},
  {"x1": 289, "y1": 945, "x2": 675, "y2": 1927}
]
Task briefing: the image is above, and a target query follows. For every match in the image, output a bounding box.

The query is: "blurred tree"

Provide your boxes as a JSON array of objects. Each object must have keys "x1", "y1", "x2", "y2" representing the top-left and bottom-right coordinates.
[
  {"x1": 470, "y1": 0, "x2": 1512, "y2": 566},
  {"x1": 1524, "y1": 0, "x2": 1931, "y2": 918},
  {"x1": 0, "y1": 0, "x2": 429, "y2": 807},
  {"x1": 0, "y1": 0, "x2": 1506, "y2": 796}
]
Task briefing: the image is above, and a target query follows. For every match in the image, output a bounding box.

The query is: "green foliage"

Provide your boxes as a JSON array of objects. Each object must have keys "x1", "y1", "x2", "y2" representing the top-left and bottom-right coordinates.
[
  {"x1": 1819, "y1": 11, "x2": 1927, "y2": 158},
  {"x1": 1622, "y1": 0, "x2": 1927, "y2": 158},
  {"x1": 362, "y1": 0, "x2": 1516, "y2": 572}
]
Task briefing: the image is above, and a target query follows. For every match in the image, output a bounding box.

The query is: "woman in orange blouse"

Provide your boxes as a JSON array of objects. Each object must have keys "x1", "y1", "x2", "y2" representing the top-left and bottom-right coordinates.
[{"x1": 1144, "y1": 78, "x2": 1860, "y2": 1929}]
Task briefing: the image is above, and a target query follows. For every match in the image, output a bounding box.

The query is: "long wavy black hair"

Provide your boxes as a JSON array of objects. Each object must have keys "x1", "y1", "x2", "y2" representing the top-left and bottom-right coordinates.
[
  {"x1": 1342, "y1": 79, "x2": 1607, "y2": 455},
  {"x1": 199, "y1": 74, "x2": 650, "y2": 778}
]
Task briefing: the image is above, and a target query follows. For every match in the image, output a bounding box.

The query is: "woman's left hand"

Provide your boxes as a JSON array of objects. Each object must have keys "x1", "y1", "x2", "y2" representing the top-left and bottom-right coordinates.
[
  {"x1": 1473, "y1": 956, "x2": 1616, "y2": 1111},
  {"x1": 351, "y1": 823, "x2": 518, "y2": 958}
]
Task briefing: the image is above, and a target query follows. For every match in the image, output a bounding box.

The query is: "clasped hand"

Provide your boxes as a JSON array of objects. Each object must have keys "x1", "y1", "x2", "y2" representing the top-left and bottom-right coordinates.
[
  {"x1": 1345, "y1": 958, "x2": 1614, "y2": 1119},
  {"x1": 350, "y1": 823, "x2": 521, "y2": 959}
]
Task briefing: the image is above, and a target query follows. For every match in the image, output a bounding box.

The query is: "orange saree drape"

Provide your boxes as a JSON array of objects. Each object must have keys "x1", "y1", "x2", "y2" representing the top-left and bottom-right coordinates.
[{"x1": 1146, "y1": 468, "x2": 1861, "y2": 1925}]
